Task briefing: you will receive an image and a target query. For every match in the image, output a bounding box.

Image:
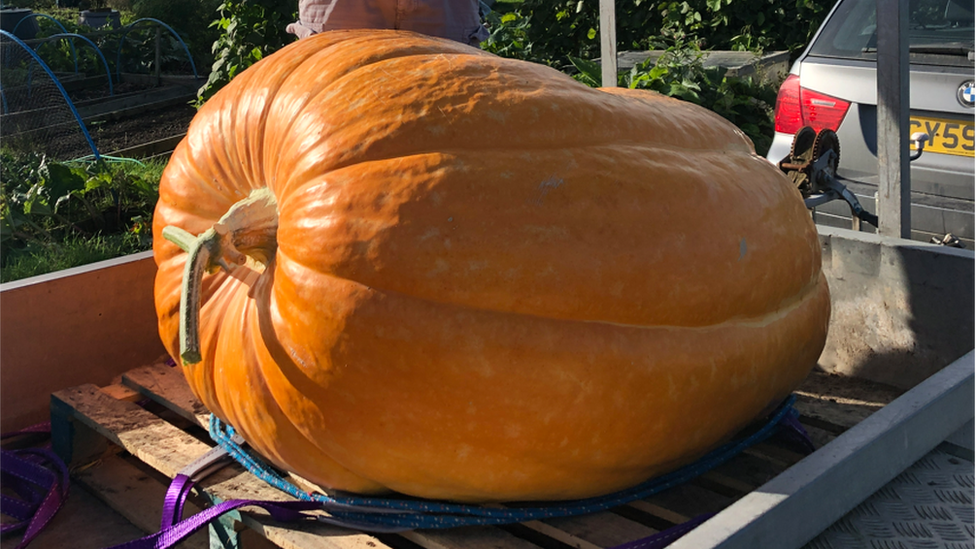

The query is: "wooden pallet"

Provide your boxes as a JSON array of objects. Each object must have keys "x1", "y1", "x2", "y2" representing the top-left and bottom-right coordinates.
[{"x1": 49, "y1": 361, "x2": 903, "y2": 549}]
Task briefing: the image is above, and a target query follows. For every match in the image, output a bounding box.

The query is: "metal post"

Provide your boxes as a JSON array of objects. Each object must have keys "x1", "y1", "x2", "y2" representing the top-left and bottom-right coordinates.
[
  {"x1": 154, "y1": 26, "x2": 162, "y2": 86},
  {"x1": 876, "y1": 0, "x2": 911, "y2": 239},
  {"x1": 599, "y1": 0, "x2": 617, "y2": 87}
]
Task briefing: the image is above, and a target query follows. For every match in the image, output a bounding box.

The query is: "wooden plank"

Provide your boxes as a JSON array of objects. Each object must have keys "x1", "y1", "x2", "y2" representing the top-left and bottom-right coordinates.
[
  {"x1": 792, "y1": 420, "x2": 837, "y2": 449},
  {"x1": 669, "y1": 350, "x2": 975, "y2": 549},
  {"x1": 50, "y1": 389, "x2": 112, "y2": 468},
  {"x1": 100, "y1": 383, "x2": 141, "y2": 402},
  {"x1": 401, "y1": 526, "x2": 542, "y2": 549},
  {"x1": 240, "y1": 514, "x2": 389, "y2": 549},
  {"x1": 121, "y1": 363, "x2": 344, "y2": 498},
  {"x1": 107, "y1": 132, "x2": 185, "y2": 159},
  {"x1": 117, "y1": 370, "x2": 554, "y2": 548},
  {"x1": 52, "y1": 384, "x2": 212, "y2": 475},
  {"x1": 93, "y1": 361, "x2": 908, "y2": 549},
  {"x1": 742, "y1": 442, "x2": 805, "y2": 468},
  {"x1": 626, "y1": 501, "x2": 690, "y2": 525},
  {"x1": 708, "y1": 453, "x2": 788, "y2": 494},
  {"x1": 0, "y1": 87, "x2": 194, "y2": 140},
  {"x1": 541, "y1": 511, "x2": 658, "y2": 548},
  {"x1": 794, "y1": 394, "x2": 884, "y2": 434},
  {"x1": 72, "y1": 453, "x2": 209, "y2": 549},
  {"x1": 797, "y1": 370, "x2": 903, "y2": 406},
  {"x1": 50, "y1": 384, "x2": 392, "y2": 549},
  {"x1": 796, "y1": 414, "x2": 846, "y2": 436},
  {"x1": 794, "y1": 370, "x2": 901, "y2": 430},
  {"x1": 599, "y1": 0, "x2": 617, "y2": 87},
  {"x1": 697, "y1": 472, "x2": 755, "y2": 498},
  {"x1": 517, "y1": 520, "x2": 605, "y2": 549},
  {"x1": 122, "y1": 362, "x2": 209, "y2": 427},
  {"x1": 74, "y1": 87, "x2": 195, "y2": 122},
  {"x1": 642, "y1": 483, "x2": 735, "y2": 519}
]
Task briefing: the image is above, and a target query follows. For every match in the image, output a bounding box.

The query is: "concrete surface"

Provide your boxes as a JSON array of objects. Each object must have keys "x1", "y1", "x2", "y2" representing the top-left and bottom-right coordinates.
[
  {"x1": 0, "y1": 251, "x2": 165, "y2": 432},
  {"x1": 600, "y1": 50, "x2": 790, "y2": 83},
  {"x1": 816, "y1": 225, "x2": 974, "y2": 389}
]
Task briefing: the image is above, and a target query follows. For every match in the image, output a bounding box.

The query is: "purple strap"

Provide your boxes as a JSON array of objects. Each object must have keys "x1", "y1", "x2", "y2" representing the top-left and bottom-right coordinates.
[
  {"x1": 116, "y1": 397, "x2": 813, "y2": 549},
  {"x1": 160, "y1": 474, "x2": 195, "y2": 530},
  {"x1": 108, "y1": 499, "x2": 324, "y2": 549},
  {"x1": 0, "y1": 422, "x2": 53, "y2": 440},
  {"x1": 0, "y1": 447, "x2": 70, "y2": 549},
  {"x1": 608, "y1": 513, "x2": 715, "y2": 549},
  {"x1": 777, "y1": 410, "x2": 817, "y2": 454},
  {"x1": 130, "y1": 470, "x2": 401, "y2": 549}
]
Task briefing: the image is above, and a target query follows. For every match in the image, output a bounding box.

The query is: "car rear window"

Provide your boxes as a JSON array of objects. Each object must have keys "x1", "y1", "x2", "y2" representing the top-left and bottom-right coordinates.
[{"x1": 808, "y1": 0, "x2": 975, "y2": 66}]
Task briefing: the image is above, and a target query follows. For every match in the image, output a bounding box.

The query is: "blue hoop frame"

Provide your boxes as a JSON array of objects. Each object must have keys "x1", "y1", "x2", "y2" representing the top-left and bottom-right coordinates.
[
  {"x1": 32, "y1": 33, "x2": 114, "y2": 95},
  {"x1": 115, "y1": 18, "x2": 199, "y2": 82},
  {"x1": 0, "y1": 31, "x2": 100, "y2": 160},
  {"x1": 12, "y1": 13, "x2": 77, "y2": 73}
]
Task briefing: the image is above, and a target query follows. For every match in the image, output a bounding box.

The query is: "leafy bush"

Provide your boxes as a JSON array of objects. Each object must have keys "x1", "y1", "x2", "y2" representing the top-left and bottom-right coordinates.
[
  {"x1": 12, "y1": 7, "x2": 107, "y2": 77},
  {"x1": 195, "y1": 0, "x2": 296, "y2": 105},
  {"x1": 8, "y1": 4, "x2": 213, "y2": 80},
  {"x1": 130, "y1": 0, "x2": 223, "y2": 72},
  {"x1": 482, "y1": 8, "x2": 536, "y2": 61},
  {"x1": 484, "y1": 0, "x2": 834, "y2": 67},
  {"x1": 1, "y1": 150, "x2": 163, "y2": 282},
  {"x1": 570, "y1": 36, "x2": 779, "y2": 155}
]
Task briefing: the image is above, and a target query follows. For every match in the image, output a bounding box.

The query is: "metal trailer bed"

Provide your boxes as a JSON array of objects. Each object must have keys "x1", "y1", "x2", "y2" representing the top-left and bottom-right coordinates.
[
  {"x1": 672, "y1": 350, "x2": 974, "y2": 549},
  {"x1": 45, "y1": 350, "x2": 973, "y2": 549}
]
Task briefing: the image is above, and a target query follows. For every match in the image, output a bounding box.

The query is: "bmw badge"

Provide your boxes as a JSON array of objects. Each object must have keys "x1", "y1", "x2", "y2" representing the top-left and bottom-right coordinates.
[{"x1": 959, "y1": 81, "x2": 975, "y2": 108}]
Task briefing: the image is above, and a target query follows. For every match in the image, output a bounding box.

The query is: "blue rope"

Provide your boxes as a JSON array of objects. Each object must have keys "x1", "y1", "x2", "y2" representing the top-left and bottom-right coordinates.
[{"x1": 210, "y1": 395, "x2": 798, "y2": 530}]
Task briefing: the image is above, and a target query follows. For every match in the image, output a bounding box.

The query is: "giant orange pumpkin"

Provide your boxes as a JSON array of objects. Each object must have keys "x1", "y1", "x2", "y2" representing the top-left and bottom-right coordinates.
[{"x1": 153, "y1": 29, "x2": 830, "y2": 502}]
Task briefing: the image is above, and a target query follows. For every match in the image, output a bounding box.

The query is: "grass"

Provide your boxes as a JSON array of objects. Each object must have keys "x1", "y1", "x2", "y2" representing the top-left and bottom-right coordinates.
[
  {"x1": 1, "y1": 150, "x2": 165, "y2": 283},
  {"x1": 1, "y1": 231, "x2": 150, "y2": 282}
]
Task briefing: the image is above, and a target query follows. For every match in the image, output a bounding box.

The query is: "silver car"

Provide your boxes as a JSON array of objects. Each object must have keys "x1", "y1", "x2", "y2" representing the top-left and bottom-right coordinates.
[{"x1": 766, "y1": 0, "x2": 974, "y2": 245}]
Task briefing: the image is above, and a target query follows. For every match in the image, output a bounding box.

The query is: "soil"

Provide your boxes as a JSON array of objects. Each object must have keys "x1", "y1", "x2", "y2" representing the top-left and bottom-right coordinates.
[
  {"x1": 69, "y1": 80, "x2": 156, "y2": 104},
  {"x1": 88, "y1": 103, "x2": 196, "y2": 156}
]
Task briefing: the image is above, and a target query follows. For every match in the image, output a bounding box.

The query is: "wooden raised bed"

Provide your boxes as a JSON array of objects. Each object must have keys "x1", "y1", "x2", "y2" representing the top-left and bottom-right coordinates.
[{"x1": 50, "y1": 359, "x2": 908, "y2": 549}]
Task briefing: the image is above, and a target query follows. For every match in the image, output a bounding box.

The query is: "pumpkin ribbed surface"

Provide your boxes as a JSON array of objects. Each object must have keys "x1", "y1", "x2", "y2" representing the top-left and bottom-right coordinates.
[{"x1": 153, "y1": 29, "x2": 830, "y2": 502}]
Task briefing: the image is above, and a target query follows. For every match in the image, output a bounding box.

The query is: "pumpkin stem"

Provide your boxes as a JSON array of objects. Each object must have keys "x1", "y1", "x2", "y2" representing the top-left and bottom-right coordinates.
[{"x1": 162, "y1": 187, "x2": 278, "y2": 365}]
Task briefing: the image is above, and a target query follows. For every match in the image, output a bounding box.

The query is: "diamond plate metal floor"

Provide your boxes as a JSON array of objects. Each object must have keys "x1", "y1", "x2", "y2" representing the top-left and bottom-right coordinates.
[{"x1": 805, "y1": 448, "x2": 975, "y2": 549}]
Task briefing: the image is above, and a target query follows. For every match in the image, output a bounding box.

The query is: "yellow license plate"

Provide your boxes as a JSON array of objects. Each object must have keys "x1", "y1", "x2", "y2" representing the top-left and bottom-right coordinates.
[{"x1": 909, "y1": 116, "x2": 975, "y2": 157}]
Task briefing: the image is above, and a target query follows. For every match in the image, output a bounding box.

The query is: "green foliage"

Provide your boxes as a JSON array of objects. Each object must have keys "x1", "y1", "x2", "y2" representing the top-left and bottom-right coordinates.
[
  {"x1": 24, "y1": 8, "x2": 108, "y2": 77},
  {"x1": 11, "y1": 5, "x2": 213, "y2": 80},
  {"x1": 484, "y1": 0, "x2": 833, "y2": 67},
  {"x1": 1, "y1": 232, "x2": 148, "y2": 282},
  {"x1": 130, "y1": 0, "x2": 223, "y2": 71},
  {"x1": 482, "y1": 8, "x2": 535, "y2": 61},
  {"x1": 570, "y1": 37, "x2": 779, "y2": 155},
  {"x1": 1, "y1": 150, "x2": 163, "y2": 282},
  {"x1": 195, "y1": 0, "x2": 296, "y2": 106}
]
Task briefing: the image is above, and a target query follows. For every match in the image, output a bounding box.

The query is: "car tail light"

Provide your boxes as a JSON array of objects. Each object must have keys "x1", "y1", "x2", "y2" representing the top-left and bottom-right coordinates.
[
  {"x1": 774, "y1": 74, "x2": 804, "y2": 134},
  {"x1": 773, "y1": 74, "x2": 851, "y2": 134}
]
